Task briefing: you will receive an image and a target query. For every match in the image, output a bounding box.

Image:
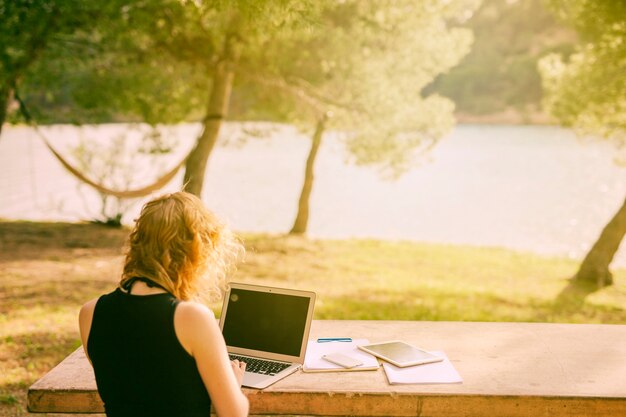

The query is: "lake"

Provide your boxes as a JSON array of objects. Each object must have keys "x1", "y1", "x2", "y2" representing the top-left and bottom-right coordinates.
[{"x1": 1, "y1": 122, "x2": 625, "y2": 267}]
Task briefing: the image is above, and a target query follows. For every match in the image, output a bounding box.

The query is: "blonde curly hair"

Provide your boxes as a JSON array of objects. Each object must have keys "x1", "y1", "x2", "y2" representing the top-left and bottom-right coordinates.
[{"x1": 121, "y1": 192, "x2": 243, "y2": 301}]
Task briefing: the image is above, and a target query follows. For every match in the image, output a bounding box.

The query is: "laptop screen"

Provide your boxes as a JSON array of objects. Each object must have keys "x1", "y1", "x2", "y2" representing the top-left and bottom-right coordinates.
[{"x1": 221, "y1": 287, "x2": 312, "y2": 357}]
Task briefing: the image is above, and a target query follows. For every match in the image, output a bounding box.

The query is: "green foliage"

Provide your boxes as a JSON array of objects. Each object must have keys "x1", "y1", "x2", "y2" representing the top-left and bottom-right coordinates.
[
  {"x1": 331, "y1": 1, "x2": 479, "y2": 176},
  {"x1": 539, "y1": 0, "x2": 626, "y2": 143},
  {"x1": 0, "y1": 0, "x2": 106, "y2": 125},
  {"x1": 238, "y1": 0, "x2": 480, "y2": 177},
  {"x1": 0, "y1": 0, "x2": 91, "y2": 83},
  {"x1": 14, "y1": 0, "x2": 319, "y2": 126},
  {"x1": 16, "y1": 0, "x2": 205, "y2": 125},
  {"x1": 427, "y1": 0, "x2": 576, "y2": 117}
]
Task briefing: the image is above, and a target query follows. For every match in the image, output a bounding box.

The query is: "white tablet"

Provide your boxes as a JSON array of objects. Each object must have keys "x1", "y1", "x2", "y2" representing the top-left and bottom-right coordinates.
[{"x1": 357, "y1": 340, "x2": 443, "y2": 367}]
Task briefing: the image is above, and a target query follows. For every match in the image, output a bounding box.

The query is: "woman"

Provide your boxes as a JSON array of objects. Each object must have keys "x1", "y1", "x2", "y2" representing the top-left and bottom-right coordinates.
[{"x1": 78, "y1": 192, "x2": 249, "y2": 417}]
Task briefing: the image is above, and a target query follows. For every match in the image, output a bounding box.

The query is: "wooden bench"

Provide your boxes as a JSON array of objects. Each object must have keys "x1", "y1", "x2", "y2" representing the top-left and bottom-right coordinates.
[{"x1": 28, "y1": 320, "x2": 626, "y2": 416}]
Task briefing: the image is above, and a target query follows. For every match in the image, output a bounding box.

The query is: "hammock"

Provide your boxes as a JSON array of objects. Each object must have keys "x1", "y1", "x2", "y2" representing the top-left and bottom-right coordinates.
[
  {"x1": 15, "y1": 89, "x2": 188, "y2": 199},
  {"x1": 39, "y1": 129, "x2": 188, "y2": 199}
]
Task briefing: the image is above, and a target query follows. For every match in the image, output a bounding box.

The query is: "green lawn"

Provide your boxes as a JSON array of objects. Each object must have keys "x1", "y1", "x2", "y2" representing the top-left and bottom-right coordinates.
[
  {"x1": 239, "y1": 234, "x2": 626, "y2": 323},
  {"x1": 1, "y1": 221, "x2": 625, "y2": 416}
]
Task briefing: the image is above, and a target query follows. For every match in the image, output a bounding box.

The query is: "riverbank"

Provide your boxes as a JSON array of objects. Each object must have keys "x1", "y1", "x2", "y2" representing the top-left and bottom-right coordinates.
[
  {"x1": 2, "y1": 123, "x2": 625, "y2": 268},
  {"x1": 1, "y1": 220, "x2": 624, "y2": 416},
  {"x1": 455, "y1": 109, "x2": 554, "y2": 125}
]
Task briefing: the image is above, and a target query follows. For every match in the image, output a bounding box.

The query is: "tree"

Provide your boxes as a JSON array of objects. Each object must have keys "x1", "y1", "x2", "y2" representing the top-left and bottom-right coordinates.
[
  {"x1": 10, "y1": 0, "x2": 475, "y2": 236},
  {"x1": 239, "y1": 0, "x2": 479, "y2": 234},
  {"x1": 539, "y1": 0, "x2": 626, "y2": 287},
  {"x1": 115, "y1": 0, "x2": 318, "y2": 197},
  {"x1": 290, "y1": 116, "x2": 327, "y2": 234},
  {"x1": 8, "y1": 1, "x2": 200, "y2": 221},
  {"x1": 10, "y1": 1, "x2": 318, "y2": 200}
]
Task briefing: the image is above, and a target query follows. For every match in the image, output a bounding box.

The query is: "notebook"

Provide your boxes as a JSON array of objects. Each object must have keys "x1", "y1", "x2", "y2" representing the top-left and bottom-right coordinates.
[
  {"x1": 381, "y1": 351, "x2": 463, "y2": 384},
  {"x1": 218, "y1": 282, "x2": 316, "y2": 389}
]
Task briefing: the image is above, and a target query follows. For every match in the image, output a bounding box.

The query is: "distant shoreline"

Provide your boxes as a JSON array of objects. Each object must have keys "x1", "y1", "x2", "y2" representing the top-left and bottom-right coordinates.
[
  {"x1": 455, "y1": 109, "x2": 554, "y2": 126},
  {"x1": 4, "y1": 110, "x2": 557, "y2": 129}
]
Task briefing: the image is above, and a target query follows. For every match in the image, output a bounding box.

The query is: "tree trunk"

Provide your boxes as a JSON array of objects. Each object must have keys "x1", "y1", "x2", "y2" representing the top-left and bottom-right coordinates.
[
  {"x1": 0, "y1": 83, "x2": 12, "y2": 139},
  {"x1": 290, "y1": 117, "x2": 326, "y2": 235},
  {"x1": 575, "y1": 196, "x2": 626, "y2": 287},
  {"x1": 183, "y1": 35, "x2": 240, "y2": 197}
]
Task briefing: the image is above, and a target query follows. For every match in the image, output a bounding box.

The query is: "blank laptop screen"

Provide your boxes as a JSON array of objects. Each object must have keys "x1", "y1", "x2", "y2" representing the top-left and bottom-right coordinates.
[{"x1": 221, "y1": 288, "x2": 311, "y2": 357}]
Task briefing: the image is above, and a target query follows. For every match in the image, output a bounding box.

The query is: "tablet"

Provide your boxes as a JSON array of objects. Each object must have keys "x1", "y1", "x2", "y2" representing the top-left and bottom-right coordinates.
[{"x1": 357, "y1": 341, "x2": 443, "y2": 367}]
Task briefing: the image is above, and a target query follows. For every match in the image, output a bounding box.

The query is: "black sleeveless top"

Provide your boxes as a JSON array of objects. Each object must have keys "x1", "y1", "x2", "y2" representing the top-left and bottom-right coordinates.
[{"x1": 87, "y1": 285, "x2": 212, "y2": 417}]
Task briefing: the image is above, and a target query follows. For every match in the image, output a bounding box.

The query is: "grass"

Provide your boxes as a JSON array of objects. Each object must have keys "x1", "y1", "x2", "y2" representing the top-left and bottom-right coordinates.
[{"x1": 1, "y1": 220, "x2": 625, "y2": 416}]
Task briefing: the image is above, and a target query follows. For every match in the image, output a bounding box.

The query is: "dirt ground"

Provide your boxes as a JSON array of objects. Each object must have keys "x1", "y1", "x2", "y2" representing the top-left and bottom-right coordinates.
[{"x1": 0, "y1": 221, "x2": 127, "y2": 417}]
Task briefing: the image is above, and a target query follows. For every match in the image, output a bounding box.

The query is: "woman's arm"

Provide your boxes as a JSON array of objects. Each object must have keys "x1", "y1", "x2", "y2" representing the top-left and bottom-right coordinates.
[
  {"x1": 78, "y1": 298, "x2": 98, "y2": 363},
  {"x1": 175, "y1": 301, "x2": 249, "y2": 417}
]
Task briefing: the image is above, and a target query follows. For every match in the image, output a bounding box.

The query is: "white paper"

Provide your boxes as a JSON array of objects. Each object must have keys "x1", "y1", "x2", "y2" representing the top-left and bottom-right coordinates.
[
  {"x1": 303, "y1": 338, "x2": 379, "y2": 372},
  {"x1": 382, "y1": 351, "x2": 462, "y2": 384}
]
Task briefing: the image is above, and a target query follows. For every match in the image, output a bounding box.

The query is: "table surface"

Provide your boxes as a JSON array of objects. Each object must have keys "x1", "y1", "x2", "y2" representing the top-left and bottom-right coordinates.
[{"x1": 28, "y1": 320, "x2": 626, "y2": 416}]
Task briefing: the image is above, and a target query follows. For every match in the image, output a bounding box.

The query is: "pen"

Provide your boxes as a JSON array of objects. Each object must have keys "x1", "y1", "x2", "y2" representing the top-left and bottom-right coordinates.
[{"x1": 317, "y1": 337, "x2": 352, "y2": 343}]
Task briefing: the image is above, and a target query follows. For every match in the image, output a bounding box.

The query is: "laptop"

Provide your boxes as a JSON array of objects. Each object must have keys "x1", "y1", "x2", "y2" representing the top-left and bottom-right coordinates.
[{"x1": 218, "y1": 282, "x2": 316, "y2": 389}]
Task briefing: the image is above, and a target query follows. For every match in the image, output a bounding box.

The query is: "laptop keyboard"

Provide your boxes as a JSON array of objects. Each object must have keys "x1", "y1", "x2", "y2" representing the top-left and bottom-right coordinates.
[{"x1": 229, "y1": 354, "x2": 291, "y2": 376}]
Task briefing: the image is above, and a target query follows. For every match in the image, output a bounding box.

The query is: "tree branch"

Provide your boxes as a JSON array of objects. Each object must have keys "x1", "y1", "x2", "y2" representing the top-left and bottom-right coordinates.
[
  {"x1": 285, "y1": 75, "x2": 367, "y2": 113},
  {"x1": 241, "y1": 71, "x2": 366, "y2": 119}
]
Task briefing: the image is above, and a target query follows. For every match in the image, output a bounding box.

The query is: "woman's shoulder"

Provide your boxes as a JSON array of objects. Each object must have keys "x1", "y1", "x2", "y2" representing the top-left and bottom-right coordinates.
[
  {"x1": 78, "y1": 288, "x2": 122, "y2": 328},
  {"x1": 79, "y1": 288, "x2": 119, "y2": 316},
  {"x1": 174, "y1": 301, "x2": 219, "y2": 356},
  {"x1": 175, "y1": 300, "x2": 216, "y2": 323}
]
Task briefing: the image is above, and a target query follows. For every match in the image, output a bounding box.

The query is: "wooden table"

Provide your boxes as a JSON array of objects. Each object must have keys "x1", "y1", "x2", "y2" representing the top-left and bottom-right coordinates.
[{"x1": 28, "y1": 320, "x2": 626, "y2": 416}]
